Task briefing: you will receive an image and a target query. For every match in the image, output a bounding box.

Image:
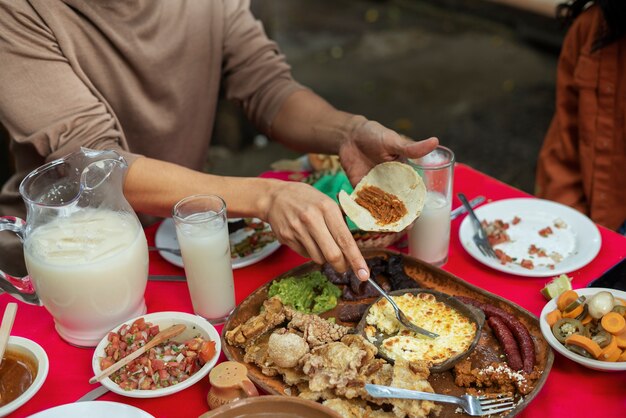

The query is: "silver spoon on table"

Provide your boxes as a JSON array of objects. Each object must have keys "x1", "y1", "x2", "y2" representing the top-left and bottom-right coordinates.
[{"x1": 366, "y1": 278, "x2": 438, "y2": 339}]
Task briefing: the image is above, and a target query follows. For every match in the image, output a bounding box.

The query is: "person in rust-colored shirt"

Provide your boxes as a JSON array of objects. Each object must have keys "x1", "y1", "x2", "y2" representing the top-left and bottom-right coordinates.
[
  {"x1": 536, "y1": 0, "x2": 626, "y2": 232},
  {"x1": 0, "y1": 0, "x2": 437, "y2": 277}
]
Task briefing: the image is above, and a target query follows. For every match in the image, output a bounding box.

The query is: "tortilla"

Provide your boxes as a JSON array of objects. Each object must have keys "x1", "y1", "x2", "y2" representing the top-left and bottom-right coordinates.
[{"x1": 338, "y1": 162, "x2": 426, "y2": 232}]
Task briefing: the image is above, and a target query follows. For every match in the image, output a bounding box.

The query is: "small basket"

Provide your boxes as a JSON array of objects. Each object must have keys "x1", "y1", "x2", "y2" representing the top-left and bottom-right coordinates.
[{"x1": 351, "y1": 230, "x2": 405, "y2": 250}]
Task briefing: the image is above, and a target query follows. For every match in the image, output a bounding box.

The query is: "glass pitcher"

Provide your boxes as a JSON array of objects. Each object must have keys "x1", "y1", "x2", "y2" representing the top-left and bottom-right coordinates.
[{"x1": 0, "y1": 148, "x2": 148, "y2": 347}]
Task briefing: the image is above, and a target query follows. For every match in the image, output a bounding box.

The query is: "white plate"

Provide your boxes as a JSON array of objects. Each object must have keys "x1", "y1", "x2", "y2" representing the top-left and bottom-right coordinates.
[
  {"x1": 155, "y1": 218, "x2": 281, "y2": 269},
  {"x1": 459, "y1": 198, "x2": 601, "y2": 277},
  {"x1": 539, "y1": 287, "x2": 626, "y2": 372},
  {"x1": 29, "y1": 401, "x2": 154, "y2": 418},
  {"x1": 92, "y1": 312, "x2": 221, "y2": 398}
]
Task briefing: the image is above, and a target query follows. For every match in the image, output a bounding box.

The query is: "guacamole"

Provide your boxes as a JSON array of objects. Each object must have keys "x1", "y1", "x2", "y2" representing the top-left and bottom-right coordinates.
[{"x1": 268, "y1": 271, "x2": 341, "y2": 314}]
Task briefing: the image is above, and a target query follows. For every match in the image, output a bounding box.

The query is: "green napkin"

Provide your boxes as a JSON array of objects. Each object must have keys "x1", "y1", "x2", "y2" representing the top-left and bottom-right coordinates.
[{"x1": 311, "y1": 171, "x2": 359, "y2": 231}]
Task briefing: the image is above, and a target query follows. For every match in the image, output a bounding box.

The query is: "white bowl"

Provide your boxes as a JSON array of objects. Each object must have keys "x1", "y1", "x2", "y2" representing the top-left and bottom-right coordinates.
[
  {"x1": 0, "y1": 336, "x2": 49, "y2": 417},
  {"x1": 92, "y1": 311, "x2": 221, "y2": 398},
  {"x1": 539, "y1": 287, "x2": 626, "y2": 372}
]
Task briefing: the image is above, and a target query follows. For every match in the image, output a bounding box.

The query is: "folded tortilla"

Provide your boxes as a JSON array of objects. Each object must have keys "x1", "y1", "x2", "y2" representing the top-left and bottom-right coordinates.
[{"x1": 338, "y1": 162, "x2": 426, "y2": 232}]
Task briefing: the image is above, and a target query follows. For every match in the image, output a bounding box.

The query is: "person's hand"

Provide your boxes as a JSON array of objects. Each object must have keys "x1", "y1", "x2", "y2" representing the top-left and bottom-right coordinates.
[
  {"x1": 262, "y1": 181, "x2": 369, "y2": 280},
  {"x1": 339, "y1": 117, "x2": 439, "y2": 185}
]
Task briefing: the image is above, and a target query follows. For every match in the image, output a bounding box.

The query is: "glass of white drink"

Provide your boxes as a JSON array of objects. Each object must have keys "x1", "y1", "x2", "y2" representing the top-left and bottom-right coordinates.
[
  {"x1": 408, "y1": 146, "x2": 455, "y2": 267},
  {"x1": 173, "y1": 195, "x2": 235, "y2": 324}
]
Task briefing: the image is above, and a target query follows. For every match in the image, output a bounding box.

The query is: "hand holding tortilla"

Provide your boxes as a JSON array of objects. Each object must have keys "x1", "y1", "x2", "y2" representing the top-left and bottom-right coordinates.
[{"x1": 338, "y1": 162, "x2": 426, "y2": 232}]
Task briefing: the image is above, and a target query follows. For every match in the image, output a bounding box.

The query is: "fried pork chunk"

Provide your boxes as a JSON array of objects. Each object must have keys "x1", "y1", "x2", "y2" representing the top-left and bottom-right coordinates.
[
  {"x1": 243, "y1": 332, "x2": 308, "y2": 386},
  {"x1": 299, "y1": 334, "x2": 390, "y2": 402},
  {"x1": 287, "y1": 307, "x2": 351, "y2": 347},
  {"x1": 323, "y1": 398, "x2": 396, "y2": 418},
  {"x1": 268, "y1": 329, "x2": 310, "y2": 368},
  {"x1": 225, "y1": 297, "x2": 286, "y2": 348},
  {"x1": 390, "y1": 360, "x2": 441, "y2": 418},
  {"x1": 301, "y1": 341, "x2": 368, "y2": 393}
]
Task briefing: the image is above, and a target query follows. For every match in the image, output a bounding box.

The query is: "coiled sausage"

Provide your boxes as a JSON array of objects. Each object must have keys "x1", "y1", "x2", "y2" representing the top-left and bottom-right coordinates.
[
  {"x1": 488, "y1": 316, "x2": 523, "y2": 370},
  {"x1": 457, "y1": 296, "x2": 535, "y2": 373}
]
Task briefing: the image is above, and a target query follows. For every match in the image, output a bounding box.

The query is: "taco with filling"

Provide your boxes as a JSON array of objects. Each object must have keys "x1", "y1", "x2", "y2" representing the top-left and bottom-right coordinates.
[{"x1": 338, "y1": 162, "x2": 426, "y2": 232}]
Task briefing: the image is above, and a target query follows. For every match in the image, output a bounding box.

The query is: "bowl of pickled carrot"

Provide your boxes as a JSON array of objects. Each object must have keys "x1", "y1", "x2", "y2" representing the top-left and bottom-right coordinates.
[{"x1": 540, "y1": 287, "x2": 626, "y2": 371}]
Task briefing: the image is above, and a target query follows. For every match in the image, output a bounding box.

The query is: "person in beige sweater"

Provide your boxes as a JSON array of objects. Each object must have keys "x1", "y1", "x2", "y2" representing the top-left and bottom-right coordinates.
[{"x1": 0, "y1": 0, "x2": 437, "y2": 279}]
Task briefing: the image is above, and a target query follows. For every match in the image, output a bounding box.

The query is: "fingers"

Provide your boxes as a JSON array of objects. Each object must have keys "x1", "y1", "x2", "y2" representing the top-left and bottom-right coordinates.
[
  {"x1": 302, "y1": 199, "x2": 368, "y2": 280},
  {"x1": 269, "y1": 184, "x2": 369, "y2": 280},
  {"x1": 323, "y1": 204, "x2": 370, "y2": 281},
  {"x1": 274, "y1": 227, "x2": 319, "y2": 262},
  {"x1": 395, "y1": 136, "x2": 439, "y2": 159}
]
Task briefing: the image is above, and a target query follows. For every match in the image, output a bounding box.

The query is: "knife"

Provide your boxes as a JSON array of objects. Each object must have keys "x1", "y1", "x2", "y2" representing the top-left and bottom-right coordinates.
[
  {"x1": 148, "y1": 275, "x2": 187, "y2": 282},
  {"x1": 76, "y1": 385, "x2": 110, "y2": 402},
  {"x1": 450, "y1": 195, "x2": 485, "y2": 220}
]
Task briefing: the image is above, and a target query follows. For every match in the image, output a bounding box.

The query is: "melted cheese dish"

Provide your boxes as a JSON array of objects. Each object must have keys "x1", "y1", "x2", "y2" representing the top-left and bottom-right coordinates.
[{"x1": 365, "y1": 293, "x2": 477, "y2": 365}]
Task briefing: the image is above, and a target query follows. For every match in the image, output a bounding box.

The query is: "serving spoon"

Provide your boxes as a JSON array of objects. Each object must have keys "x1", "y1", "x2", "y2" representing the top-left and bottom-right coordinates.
[
  {"x1": 0, "y1": 302, "x2": 18, "y2": 367},
  {"x1": 367, "y1": 278, "x2": 439, "y2": 339},
  {"x1": 89, "y1": 323, "x2": 186, "y2": 384}
]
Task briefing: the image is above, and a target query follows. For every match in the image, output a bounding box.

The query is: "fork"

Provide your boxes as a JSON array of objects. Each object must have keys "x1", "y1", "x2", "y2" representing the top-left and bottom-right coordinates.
[
  {"x1": 458, "y1": 193, "x2": 497, "y2": 259},
  {"x1": 365, "y1": 384, "x2": 515, "y2": 416},
  {"x1": 367, "y1": 278, "x2": 438, "y2": 339},
  {"x1": 148, "y1": 246, "x2": 181, "y2": 256}
]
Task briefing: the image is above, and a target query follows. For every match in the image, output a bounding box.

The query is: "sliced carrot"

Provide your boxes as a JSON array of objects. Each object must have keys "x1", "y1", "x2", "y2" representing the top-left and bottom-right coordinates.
[
  {"x1": 599, "y1": 346, "x2": 621, "y2": 362},
  {"x1": 616, "y1": 334, "x2": 626, "y2": 350},
  {"x1": 618, "y1": 350, "x2": 626, "y2": 362},
  {"x1": 546, "y1": 309, "x2": 562, "y2": 327},
  {"x1": 563, "y1": 304, "x2": 584, "y2": 319},
  {"x1": 599, "y1": 335, "x2": 618, "y2": 359},
  {"x1": 557, "y1": 290, "x2": 579, "y2": 311},
  {"x1": 601, "y1": 312, "x2": 626, "y2": 334},
  {"x1": 616, "y1": 297, "x2": 626, "y2": 306},
  {"x1": 581, "y1": 314, "x2": 593, "y2": 325},
  {"x1": 565, "y1": 334, "x2": 602, "y2": 359}
]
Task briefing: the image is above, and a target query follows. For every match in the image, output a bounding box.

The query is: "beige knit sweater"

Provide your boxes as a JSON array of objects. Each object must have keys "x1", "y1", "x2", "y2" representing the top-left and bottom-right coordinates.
[{"x1": 0, "y1": 0, "x2": 303, "y2": 274}]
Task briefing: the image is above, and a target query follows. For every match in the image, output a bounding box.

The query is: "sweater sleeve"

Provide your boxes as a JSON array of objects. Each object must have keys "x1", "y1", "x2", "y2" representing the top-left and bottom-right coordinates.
[
  {"x1": 220, "y1": 0, "x2": 307, "y2": 134},
  {"x1": 0, "y1": 1, "x2": 140, "y2": 166},
  {"x1": 535, "y1": 9, "x2": 591, "y2": 214}
]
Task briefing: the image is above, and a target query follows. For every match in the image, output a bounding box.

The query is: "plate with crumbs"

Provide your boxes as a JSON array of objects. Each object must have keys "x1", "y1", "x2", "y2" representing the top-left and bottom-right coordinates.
[{"x1": 459, "y1": 198, "x2": 601, "y2": 277}]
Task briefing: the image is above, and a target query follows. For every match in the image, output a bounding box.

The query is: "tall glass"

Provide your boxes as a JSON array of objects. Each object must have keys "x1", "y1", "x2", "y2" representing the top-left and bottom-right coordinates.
[
  {"x1": 408, "y1": 146, "x2": 455, "y2": 267},
  {"x1": 173, "y1": 195, "x2": 235, "y2": 324}
]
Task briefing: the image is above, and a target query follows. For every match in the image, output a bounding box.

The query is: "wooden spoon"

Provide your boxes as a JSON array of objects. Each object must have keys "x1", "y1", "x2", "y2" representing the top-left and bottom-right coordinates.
[
  {"x1": 0, "y1": 303, "x2": 18, "y2": 367},
  {"x1": 89, "y1": 323, "x2": 186, "y2": 384}
]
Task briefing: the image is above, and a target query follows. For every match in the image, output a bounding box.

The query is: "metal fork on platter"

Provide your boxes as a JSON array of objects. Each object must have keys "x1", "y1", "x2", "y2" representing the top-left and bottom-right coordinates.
[
  {"x1": 458, "y1": 193, "x2": 497, "y2": 259},
  {"x1": 365, "y1": 384, "x2": 515, "y2": 416}
]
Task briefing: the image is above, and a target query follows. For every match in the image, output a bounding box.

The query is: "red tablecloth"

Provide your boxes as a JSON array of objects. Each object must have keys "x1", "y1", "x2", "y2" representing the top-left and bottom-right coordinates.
[{"x1": 3, "y1": 163, "x2": 626, "y2": 417}]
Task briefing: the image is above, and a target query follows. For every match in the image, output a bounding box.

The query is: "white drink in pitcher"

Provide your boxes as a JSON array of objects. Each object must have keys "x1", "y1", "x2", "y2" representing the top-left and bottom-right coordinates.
[
  {"x1": 24, "y1": 208, "x2": 148, "y2": 346},
  {"x1": 175, "y1": 206, "x2": 235, "y2": 324},
  {"x1": 409, "y1": 191, "x2": 452, "y2": 266}
]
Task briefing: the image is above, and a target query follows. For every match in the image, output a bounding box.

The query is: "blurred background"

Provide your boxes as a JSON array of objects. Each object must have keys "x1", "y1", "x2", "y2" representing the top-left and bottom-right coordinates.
[
  {"x1": 0, "y1": 0, "x2": 566, "y2": 194},
  {"x1": 207, "y1": 0, "x2": 565, "y2": 194}
]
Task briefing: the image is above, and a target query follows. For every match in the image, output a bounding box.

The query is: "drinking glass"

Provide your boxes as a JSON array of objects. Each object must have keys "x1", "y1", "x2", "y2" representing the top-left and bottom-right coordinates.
[
  {"x1": 173, "y1": 195, "x2": 235, "y2": 324},
  {"x1": 408, "y1": 146, "x2": 455, "y2": 266}
]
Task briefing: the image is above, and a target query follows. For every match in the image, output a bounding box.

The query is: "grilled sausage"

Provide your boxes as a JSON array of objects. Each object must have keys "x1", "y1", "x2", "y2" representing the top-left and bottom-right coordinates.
[
  {"x1": 338, "y1": 303, "x2": 370, "y2": 323},
  {"x1": 457, "y1": 296, "x2": 535, "y2": 373},
  {"x1": 488, "y1": 316, "x2": 523, "y2": 370}
]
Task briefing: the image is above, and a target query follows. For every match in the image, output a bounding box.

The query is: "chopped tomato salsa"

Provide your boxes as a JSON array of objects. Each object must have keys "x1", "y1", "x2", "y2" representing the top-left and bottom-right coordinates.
[{"x1": 99, "y1": 318, "x2": 216, "y2": 391}]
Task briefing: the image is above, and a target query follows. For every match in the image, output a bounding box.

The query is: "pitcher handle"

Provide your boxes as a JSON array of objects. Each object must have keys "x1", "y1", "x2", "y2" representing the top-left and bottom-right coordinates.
[
  {"x1": 0, "y1": 216, "x2": 41, "y2": 305},
  {"x1": 238, "y1": 378, "x2": 259, "y2": 398}
]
